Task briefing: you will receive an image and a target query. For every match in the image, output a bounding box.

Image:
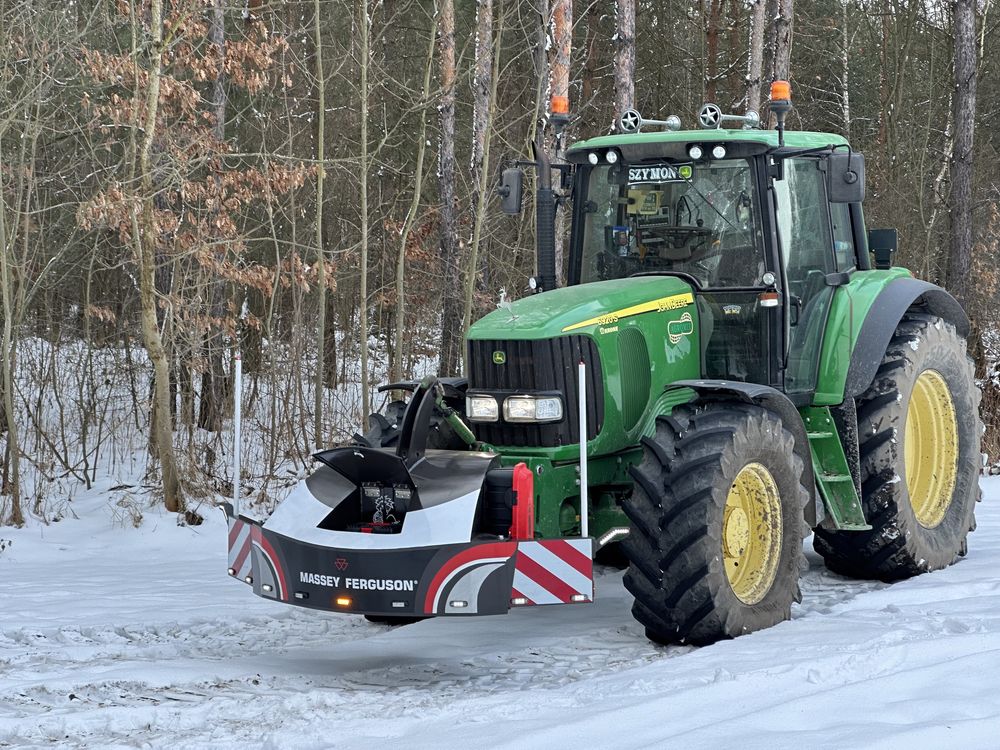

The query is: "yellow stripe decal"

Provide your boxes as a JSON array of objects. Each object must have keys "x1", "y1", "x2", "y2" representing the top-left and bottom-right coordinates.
[{"x1": 561, "y1": 291, "x2": 695, "y2": 333}]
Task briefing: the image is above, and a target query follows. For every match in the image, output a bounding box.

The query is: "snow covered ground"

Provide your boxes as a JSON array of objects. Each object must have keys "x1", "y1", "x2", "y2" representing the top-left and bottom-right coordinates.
[{"x1": 2, "y1": 479, "x2": 999, "y2": 750}]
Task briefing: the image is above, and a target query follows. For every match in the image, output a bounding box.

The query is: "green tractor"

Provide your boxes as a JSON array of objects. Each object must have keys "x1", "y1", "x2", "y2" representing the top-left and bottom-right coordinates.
[{"x1": 226, "y1": 84, "x2": 981, "y2": 645}]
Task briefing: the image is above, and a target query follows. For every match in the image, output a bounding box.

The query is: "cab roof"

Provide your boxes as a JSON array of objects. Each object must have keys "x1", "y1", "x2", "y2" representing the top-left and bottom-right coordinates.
[{"x1": 569, "y1": 128, "x2": 848, "y2": 153}]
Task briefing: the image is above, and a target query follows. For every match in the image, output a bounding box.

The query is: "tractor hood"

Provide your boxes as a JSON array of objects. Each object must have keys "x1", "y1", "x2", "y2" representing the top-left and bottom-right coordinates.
[
  {"x1": 468, "y1": 276, "x2": 695, "y2": 340},
  {"x1": 464, "y1": 275, "x2": 701, "y2": 460}
]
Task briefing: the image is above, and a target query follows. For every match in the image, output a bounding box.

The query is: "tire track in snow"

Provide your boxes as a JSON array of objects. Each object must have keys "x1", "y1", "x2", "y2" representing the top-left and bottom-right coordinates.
[{"x1": 0, "y1": 557, "x2": 895, "y2": 749}]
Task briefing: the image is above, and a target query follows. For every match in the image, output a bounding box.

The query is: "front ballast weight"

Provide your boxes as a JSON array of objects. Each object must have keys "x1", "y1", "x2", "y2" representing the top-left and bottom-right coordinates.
[{"x1": 224, "y1": 377, "x2": 594, "y2": 617}]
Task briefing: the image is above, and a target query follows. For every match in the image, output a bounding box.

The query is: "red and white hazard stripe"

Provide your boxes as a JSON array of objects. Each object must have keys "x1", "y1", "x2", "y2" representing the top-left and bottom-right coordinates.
[
  {"x1": 512, "y1": 539, "x2": 593, "y2": 605},
  {"x1": 227, "y1": 517, "x2": 253, "y2": 582}
]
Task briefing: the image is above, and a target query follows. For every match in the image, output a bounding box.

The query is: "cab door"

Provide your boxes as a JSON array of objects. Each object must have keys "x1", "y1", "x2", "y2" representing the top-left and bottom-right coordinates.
[{"x1": 774, "y1": 158, "x2": 842, "y2": 395}]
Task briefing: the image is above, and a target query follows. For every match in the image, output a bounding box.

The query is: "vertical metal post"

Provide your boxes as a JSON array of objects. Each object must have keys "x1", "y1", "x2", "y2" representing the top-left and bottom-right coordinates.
[
  {"x1": 578, "y1": 360, "x2": 589, "y2": 538},
  {"x1": 233, "y1": 350, "x2": 242, "y2": 518}
]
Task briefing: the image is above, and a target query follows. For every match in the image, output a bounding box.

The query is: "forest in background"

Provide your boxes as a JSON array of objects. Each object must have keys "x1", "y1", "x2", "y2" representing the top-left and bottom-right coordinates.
[{"x1": 0, "y1": 0, "x2": 997, "y2": 525}]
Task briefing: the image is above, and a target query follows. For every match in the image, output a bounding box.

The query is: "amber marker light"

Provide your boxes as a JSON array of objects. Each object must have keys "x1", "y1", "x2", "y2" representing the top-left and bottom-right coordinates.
[
  {"x1": 335, "y1": 596, "x2": 352, "y2": 608},
  {"x1": 770, "y1": 80, "x2": 791, "y2": 102}
]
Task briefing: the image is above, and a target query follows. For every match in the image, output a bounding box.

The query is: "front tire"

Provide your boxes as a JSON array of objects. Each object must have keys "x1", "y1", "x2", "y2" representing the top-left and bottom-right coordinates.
[
  {"x1": 813, "y1": 313, "x2": 981, "y2": 579},
  {"x1": 622, "y1": 403, "x2": 809, "y2": 645}
]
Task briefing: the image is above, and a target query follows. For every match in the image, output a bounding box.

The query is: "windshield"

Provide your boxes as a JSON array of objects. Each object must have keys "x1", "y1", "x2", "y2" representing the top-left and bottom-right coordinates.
[{"x1": 579, "y1": 159, "x2": 765, "y2": 288}]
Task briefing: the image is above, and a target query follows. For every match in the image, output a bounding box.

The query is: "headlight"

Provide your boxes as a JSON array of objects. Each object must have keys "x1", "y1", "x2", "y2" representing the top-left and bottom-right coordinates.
[
  {"x1": 466, "y1": 395, "x2": 499, "y2": 422},
  {"x1": 503, "y1": 395, "x2": 564, "y2": 423}
]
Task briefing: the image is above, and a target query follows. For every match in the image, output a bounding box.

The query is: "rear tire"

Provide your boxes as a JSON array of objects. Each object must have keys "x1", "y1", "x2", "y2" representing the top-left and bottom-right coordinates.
[
  {"x1": 813, "y1": 313, "x2": 981, "y2": 579},
  {"x1": 622, "y1": 403, "x2": 809, "y2": 645}
]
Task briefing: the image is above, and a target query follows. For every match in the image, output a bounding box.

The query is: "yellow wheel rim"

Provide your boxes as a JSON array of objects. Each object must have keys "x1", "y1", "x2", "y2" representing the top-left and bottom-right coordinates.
[
  {"x1": 723, "y1": 463, "x2": 782, "y2": 605},
  {"x1": 905, "y1": 369, "x2": 959, "y2": 528}
]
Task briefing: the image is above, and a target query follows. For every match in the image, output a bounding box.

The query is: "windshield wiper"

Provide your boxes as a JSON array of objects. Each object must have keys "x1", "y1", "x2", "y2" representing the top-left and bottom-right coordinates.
[{"x1": 677, "y1": 175, "x2": 740, "y2": 233}]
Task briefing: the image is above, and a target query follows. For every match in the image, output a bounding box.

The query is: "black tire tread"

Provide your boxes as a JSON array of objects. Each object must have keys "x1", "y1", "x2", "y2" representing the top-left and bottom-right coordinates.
[
  {"x1": 622, "y1": 402, "x2": 809, "y2": 645},
  {"x1": 813, "y1": 313, "x2": 982, "y2": 580}
]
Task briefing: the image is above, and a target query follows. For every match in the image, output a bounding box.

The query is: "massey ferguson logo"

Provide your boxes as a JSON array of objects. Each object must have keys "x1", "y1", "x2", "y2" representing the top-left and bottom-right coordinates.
[
  {"x1": 335, "y1": 557, "x2": 349, "y2": 571},
  {"x1": 299, "y1": 571, "x2": 419, "y2": 591}
]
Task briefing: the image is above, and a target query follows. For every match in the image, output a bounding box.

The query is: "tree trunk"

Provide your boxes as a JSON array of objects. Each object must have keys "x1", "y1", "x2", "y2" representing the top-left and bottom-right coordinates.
[
  {"x1": 746, "y1": 0, "x2": 766, "y2": 111},
  {"x1": 198, "y1": 0, "x2": 228, "y2": 435},
  {"x1": 0, "y1": 141, "x2": 22, "y2": 526},
  {"x1": 313, "y1": 0, "x2": 327, "y2": 445},
  {"x1": 136, "y1": 0, "x2": 183, "y2": 513},
  {"x1": 840, "y1": 0, "x2": 851, "y2": 136},
  {"x1": 549, "y1": 0, "x2": 571, "y2": 282},
  {"x1": 462, "y1": 0, "x2": 497, "y2": 333},
  {"x1": 705, "y1": 0, "x2": 723, "y2": 103},
  {"x1": 393, "y1": 16, "x2": 436, "y2": 384},
  {"x1": 437, "y1": 0, "x2": 462, "y2": 376},
  {"x1": 769, "y1": 0, "x2": 793, "y2": 82},
  {"x1": 359, "y1": 0, "x2": 371, "y2": 416},
  {"x1": 614, "y1": 0, "x2": 635, "y2": 123},
  {"x1": 946, "y1": 0, "x2": 977, "y2": 312},
  {"x1": 726, "y1": 0, "x2": 743, "y2": 107}
]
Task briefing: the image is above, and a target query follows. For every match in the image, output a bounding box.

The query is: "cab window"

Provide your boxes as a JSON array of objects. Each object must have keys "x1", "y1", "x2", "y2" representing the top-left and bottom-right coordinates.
[{"x1": 580, "y1": 159, "x2": 766, "y2": 288}]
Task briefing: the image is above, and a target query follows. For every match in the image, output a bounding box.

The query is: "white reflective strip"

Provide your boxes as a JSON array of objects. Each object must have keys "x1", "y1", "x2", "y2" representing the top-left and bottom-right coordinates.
[
  {"x1": 236, "y1": 551, "x2": 252, "y2": 580},
  {"x1": 512, "y1": 569, "x2": 561, "y2": 605},
  {"x1": 445, "y1": 562, "x2": 504, "y2": 614},
  {"x1": 564, "y1": 539, "x2": 593, "y2": 556},
  {"x1": 518, "y1": 542, "x2": 592, "y2": 596},
  {"x1": 431, "y1": 556, "x2": 511, "y2": 613},
  {"x1": 236, "y1": 533, "x2": 253, "y2": 579},
  {"x1": 228, "y1": 522, "x2": 251, "y2": 568}
]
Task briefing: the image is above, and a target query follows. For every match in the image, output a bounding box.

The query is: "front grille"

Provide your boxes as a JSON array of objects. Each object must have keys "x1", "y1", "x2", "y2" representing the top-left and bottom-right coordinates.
[{"x1": 467, "y1": 336, "x2": 604, "y2": 447}]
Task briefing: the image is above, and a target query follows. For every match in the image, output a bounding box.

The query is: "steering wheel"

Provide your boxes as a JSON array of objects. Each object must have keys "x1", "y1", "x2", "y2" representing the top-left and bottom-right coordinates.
[{"x1": 651, "y1": 226, "x2": 714, "y2": 260}]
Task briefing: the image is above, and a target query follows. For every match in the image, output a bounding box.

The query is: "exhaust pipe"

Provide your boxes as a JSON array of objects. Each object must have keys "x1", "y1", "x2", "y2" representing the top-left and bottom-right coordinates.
[{"x1": 533, "y1": 134, "x2": 557, "y2": 293}]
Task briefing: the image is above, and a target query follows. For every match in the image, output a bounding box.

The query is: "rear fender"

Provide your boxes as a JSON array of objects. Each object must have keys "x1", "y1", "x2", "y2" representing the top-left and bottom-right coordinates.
[{"x1": 844, "y1": 278, "x2": 969, "y2": 399}]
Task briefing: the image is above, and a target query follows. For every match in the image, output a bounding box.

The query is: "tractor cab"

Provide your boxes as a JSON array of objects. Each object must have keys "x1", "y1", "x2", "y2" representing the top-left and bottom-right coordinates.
[{"x1": 561, "y1": 93, "x2": 871, "y2": 403}]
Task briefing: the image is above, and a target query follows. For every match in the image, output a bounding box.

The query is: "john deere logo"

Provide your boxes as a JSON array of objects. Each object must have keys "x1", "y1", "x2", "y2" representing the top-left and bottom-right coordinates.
[
  {"x1": 492, "y1": 350, "x2": 506, "y2": 365},
  {"x1": 667, "y1": 312, "x2": 694, "y2": 345}
]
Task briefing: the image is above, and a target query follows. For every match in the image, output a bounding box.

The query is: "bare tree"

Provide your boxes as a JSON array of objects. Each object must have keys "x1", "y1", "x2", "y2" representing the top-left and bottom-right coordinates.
[
  {"x1": 947, "y1": 0, "x2": 977, "y2": 311},
  {"x1": 393, "y1": 10, "x2": 437, "y2": 384},
  {"x1": 136, "y1": 0, "x2": 184, "y2": 512},
  {"x1": 313, "y1": 0, "x2": 328, "y2": 446},
  {"x1": 746, "y1": 0, "x2": 766, "y2": 111},
  {"x1": 769, "y1": 0, "x2": 793, "y2": 83},
  {"x1": 463, "y1": 0, "x2": 500, "y2": 332},
  {"x1": 359, "y1": 0, "x2": 372, "y2": 417},
  {"x1": 199, "y1": 0, "x2": 228, "y2": 435},
  {"x1": 437, "y1": 0, "x2": 462, "y2": 376},
  {"x1": 614, "y1": 0, "x2": 635, "y2": 122},
  {"x1": 705, "y1": 1, "x2": 723, "y2": 103}
]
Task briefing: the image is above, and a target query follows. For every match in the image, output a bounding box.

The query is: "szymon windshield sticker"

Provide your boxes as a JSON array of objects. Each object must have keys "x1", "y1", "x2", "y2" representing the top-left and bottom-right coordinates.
[{"x1": 626, "y1": 163, "x2": 691, "y2": 184}]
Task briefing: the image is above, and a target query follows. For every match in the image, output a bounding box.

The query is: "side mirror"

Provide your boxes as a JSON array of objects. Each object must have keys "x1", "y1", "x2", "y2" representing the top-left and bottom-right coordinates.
[
  {"x1": 498, "y1": 168, "x2": 525, "y2": 215},
  {"x1": 827, "y1": 151, "x2": 865, "y2": 203},
  {"x1": 868, "y1": 228, "x2": 897, "y2": 270}
]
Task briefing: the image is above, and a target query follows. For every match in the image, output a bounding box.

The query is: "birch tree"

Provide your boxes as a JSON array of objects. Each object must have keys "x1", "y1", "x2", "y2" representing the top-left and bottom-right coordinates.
[{"x1": 463, "y1": 0, "x2": 500, "y2": 332}]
